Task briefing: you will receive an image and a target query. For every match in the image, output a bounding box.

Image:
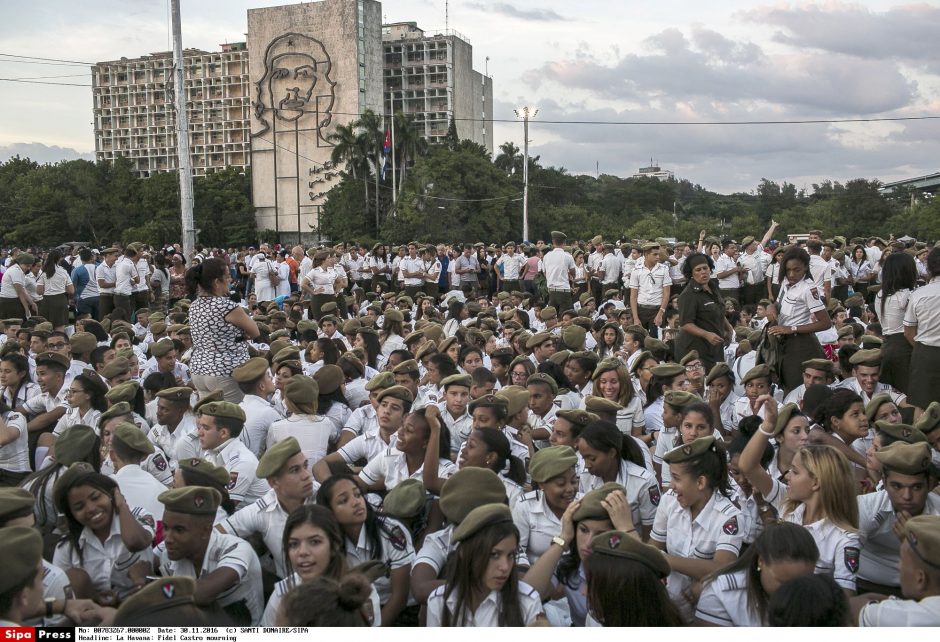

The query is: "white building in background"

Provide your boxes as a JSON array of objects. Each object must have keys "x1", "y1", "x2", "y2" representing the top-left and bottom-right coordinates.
[{"x1": 633, "y1": 163, "x2": 674, "y2": 181}]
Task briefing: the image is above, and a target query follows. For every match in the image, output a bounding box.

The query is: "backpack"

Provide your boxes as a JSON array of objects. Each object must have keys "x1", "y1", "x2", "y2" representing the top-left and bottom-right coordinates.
[{"x1": 267, "y1": 263, "x2": 281, "y2": 288}]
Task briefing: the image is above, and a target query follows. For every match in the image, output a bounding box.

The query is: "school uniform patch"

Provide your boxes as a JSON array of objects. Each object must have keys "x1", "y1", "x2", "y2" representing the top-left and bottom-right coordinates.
[
  {"x1": 809, "y1": 287, "x2": 820, "y2": 300},
  {"x1": 648, "y1": 487, "x2": 661, "y2": 506},
  {"x1": 139, "y1": 514, "x2": 155, "y2": 530},
  {"x1": 153, "y1": 454, "x2": 168, "y2": 471},
  {"x1": 388, "y1": 524, "x2": 407, "y2": 551},
  {"x1": 226, "y1": 472, "x2": 239, "y2": 490},
  {"x1": 844, "y1": 546, "x2": 860, "y2": 573},
  {"x1": 722, "y1": 516, "x2": 739, "y2": 536}
]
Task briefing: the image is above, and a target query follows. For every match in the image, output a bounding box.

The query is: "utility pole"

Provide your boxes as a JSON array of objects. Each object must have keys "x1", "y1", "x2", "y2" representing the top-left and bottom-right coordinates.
[
  {"x1": 391, "y1": 112, "x2": 397, "y2": 203},
  {"x1": 171, "y1": 0, "x2": 195, "y2": 260},
  {"x1": 513, "y1": 107, "x2": 537, "y2": 243}
]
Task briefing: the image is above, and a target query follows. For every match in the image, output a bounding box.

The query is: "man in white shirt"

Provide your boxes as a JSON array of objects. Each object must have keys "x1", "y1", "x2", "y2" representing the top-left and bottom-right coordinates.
[
  {"x1": 95, "y1": 247, "x2": 119, "y2": 319},
  {"x1": 715, "y1": 240, "x2": 746, "y2": 306},
  {"x1": 629, "y1": 242, "x2": 672, "y2": 338},
  {"x1": 232, "y1": 357, "x2": 284, "y2": 457},
  {"x1": 0, "y1": 254, "x2": 37, "y2": 319},
  {"x1": 806, "y1": 240, "x2": 832, "y2": 301},
  {"x1": 597, "y1": 243, "x2": 622, "y2": 295},
  {"x1": 109, "y1": 423, "x2": 167, "y2": 519},
  {"x1": 543, "y1": 231, "x2": 576, "y2": 312},
  {"x1": 421, "y1": 246, "x2": 442, "y2": 300},
  {"x1": 113, "y1": 247, "x2": 140, "y2": 319},
  {"x1": 401, "y1": 243, "x2": 425, "y2": 300},
  {"x1": 495, "y1": 243, "x2": 525, "y2": 294},
  {"x1": 197, "y1": 401, "x2": 271, "y2": 509}
]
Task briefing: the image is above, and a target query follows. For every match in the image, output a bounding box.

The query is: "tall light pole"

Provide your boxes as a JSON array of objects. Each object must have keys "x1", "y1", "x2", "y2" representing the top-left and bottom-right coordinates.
[
  {"x1": 171, "y1": 0, "x2": 195, "y2": 260},
  {"x1": 513, "y1": 106, "x2": 537, "y2": 243}
]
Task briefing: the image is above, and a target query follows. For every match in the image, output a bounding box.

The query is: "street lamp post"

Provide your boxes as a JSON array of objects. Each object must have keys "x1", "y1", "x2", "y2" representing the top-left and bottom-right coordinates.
[{"x1": 513, "y1": 106, "x2": 538, "y2": 243}]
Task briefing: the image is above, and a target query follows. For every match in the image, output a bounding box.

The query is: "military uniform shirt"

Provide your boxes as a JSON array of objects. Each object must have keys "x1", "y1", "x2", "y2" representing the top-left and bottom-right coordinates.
[
  {"x1": 266, "y1": 414, "x2": 332, "y2": 473},
  {"x1": 777, "y1": 278, "x2": 826, "y2": 327},
  {"x1": 857, "y1": 491, "x2": 940, "y2": 587},
  {"x1": 426, "y1": 581, "x2": 542, "y2": 626},
  {"x1": 205, "y1": 438, "x2": 271, "y2": 509},
  {"x1": 414, "y1": 523, "x2": 529, "y2": 576},
  {"x1": 344, "y1": 516, "x2": 415, "y2": 604},
  {"x1": 579, "y1": 458, "x2": 661, "y2": 526},
  {"x1": 695, "y1": 569, "x2": 761, "y2": 626},
  {"x1": 338, "y1": 431, "x2": 397, "y2": 465},
  {"x1": 111, "y1": 464, "x2": 167, "y2": 520},
  {"x1": 512, "y1": 490, "x2": 564, "y2": 565},
  {"x1": 261, "y1": 572, "x2": 382, "y2": 626},
  {"x1": 238, "y1": 394, "x2": 284, "y2": 457},
  {"x1": 342, "y1": 404, "x2": 378, "y2": 438},
  {"x1": 438, "y1": 402, "x2": 473, "y2": 453},
  {"x1": 629, "y1": 262, "x2": 672, "y2": 306},
  {"x1": 783, "y1": 503, "x2": 860, "y2": 590},
  {"x1": 859, "y1": 596, "x2": 940, "y2": 627},
  {"x1": 358, "y1": 446, "x2": 456, "y2": 492},
  {"x1": 148, "y1": 413, "x2": 201, "y2": 467}
]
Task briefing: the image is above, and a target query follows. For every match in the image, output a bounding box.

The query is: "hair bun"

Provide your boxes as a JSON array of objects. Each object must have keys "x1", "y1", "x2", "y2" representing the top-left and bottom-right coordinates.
[{"x1": 336, "y1": 573, "x2": 371, "y2": 611}]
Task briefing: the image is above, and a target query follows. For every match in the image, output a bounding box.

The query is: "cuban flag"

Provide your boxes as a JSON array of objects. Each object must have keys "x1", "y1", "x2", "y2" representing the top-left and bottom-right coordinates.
[{"x1": 381, "y1": 127, "x2": 391, "y2": 180}]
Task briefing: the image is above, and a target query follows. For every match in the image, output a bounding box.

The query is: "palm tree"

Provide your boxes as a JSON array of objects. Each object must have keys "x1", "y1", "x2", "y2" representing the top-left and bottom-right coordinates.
[
  {"x1": 393, "y1": 111, "x2": 428, "y2": 195},
  {"x1": 355, "y1": 109, "x2": 385, "y2": 230},
  {"x1": 328, "y1": 122, "x2": 369, "y2": 213},
  {"x1": 495, "y1": 141, "x2": 521, "y2": 175}
]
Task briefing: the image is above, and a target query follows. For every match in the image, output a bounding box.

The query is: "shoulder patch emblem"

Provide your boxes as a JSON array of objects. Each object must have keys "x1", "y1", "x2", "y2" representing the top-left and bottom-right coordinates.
[
  {"x1": 139, "y1": 514, "x2": 155, "y2": 530},
  {"x1": 226, "y1": 471, "x2": 239, "y2": 491},
  {"x1": 153, "y1": 453, "x2": 168, "y2": 471},
  {"x1": 844, "y1": 546, "x2": 860, "y2": 573},
  {"x1": 809, "y1": 287, "x2": 820, "y2": 300},
  {"x1": 648, "y1": 486, "x2": 661, "y2": 506},
  {"x1": 722, "y1": 516, "x2": 739, "y2": 536},
  {"x1": 388, "y1": 524, "x2": 407, "y2": 551}
]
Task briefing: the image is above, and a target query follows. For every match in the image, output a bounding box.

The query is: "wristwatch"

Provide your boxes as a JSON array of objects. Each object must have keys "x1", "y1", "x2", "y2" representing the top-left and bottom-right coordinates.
[
  {"x1": 551, "y1": 535, "x2": 567, "y2": 549},
  {"x1": 790, "y1": 325, "x2": 797, "y2": 334},
  {"x1": 45, "y1": 596, "x2": 56, "y2": 618}
]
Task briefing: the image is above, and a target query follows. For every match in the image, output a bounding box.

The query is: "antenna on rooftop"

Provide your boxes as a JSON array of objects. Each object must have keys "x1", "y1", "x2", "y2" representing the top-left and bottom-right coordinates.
[{"x1": 445, "y1": 0, "x2": 449, "y2": 32}]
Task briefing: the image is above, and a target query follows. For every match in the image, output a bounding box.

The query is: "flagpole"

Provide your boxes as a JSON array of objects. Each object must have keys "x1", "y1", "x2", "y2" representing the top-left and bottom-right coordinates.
[{"x1": 391, "y1": 112, "x2": 397, "y2": 204}]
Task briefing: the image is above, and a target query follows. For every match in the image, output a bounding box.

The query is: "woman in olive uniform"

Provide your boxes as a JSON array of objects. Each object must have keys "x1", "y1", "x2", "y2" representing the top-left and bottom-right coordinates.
[{"x1": 676, "y1": 253, "x2": 732, "y2": 374}]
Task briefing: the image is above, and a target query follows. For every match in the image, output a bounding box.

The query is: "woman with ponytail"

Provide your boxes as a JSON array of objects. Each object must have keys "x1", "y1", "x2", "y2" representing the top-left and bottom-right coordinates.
[{"x1": 186, "y1": 258, "x2": 259, "y2": 402}]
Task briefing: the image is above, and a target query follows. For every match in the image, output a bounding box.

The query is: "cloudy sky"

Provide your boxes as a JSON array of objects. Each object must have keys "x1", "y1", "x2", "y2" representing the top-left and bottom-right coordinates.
[{"x1": 1, "y1": 0, "x2": 937, "y2": 193}]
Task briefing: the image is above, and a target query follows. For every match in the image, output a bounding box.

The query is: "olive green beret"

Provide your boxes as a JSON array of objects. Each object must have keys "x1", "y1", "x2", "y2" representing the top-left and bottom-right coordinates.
[
  {"x1": 663, "y1": 435, "x2": 719, "y2": 464},
  {"x1": 14, "y1": 253, "x2": 36, "y2": 265},
  {"x1": 875, "y1": 421, "x2": 927, "y2": 444},
  {"x1": 342, "y1": 319, "x2": 361, "y2": 334},
  {"x1": 495, "y1": 385, "x2": 530, "y2": 416},
  {"x1": 844, "y1": 294, "x2": 865, "y2": 308},
  {"x1": 628, "y1": 351, "x2": 653, "y2": 377},
  {"x1": 865, "y1": 393, "x2": 896, "y2": 423},
  {"x1": 232, "y1": 357, "x2": 270, "y2": 383},
  {"x1": 650, "y1": 362, "x2": 684, "y2": 378},
  {"x1": 640, "y1": 242, "x2": 660, "y2": 252},
  {"x1": 29, "y1": 328, "x2": 50, "y2": 340},
  {"x1": 376, "y1": 385, "x2": 413, "y2": 405},
  {"x1": 914, "y1": 402, "x2": 940, "y2": 435},
  {"x1": 439, "y1": 468, "x2": 507, "y2": 524},
  {"x1": 384, "y1": 308, "x2": 404, "y2": 323},
  {"x1": 197, "y1": 400, "x2": 246, "y2": 422},
  {"x1": 859, "y1": 335, "x2": 883, "y2": 348},
  {"x1": 538, "y1": 307, "x2": 558, "y2": 321},
  {"x1": 319, "y1": 302, "x2": 338, "y2": 316},
  {"x1": 285, "y1": 376, "x2": 318, "y2": 406},
  {"x1": 53, "y1": 425, "x2": 98, "y2": 466},
  {"x1": 52, "y1": 462, "x2": 95, "y2": 511},
  {"x1": 179, "y1": 457, "x2": 231, "y2": 486},
  {"x1": 314, "y1": 364, "x2": 344, "y2": 395},
  {"x1": 550, "y1": 230, "x2": 567, "y2": 241},
  {"x1": 802, "y1": 358, "x2": 835, "y2": 374},
  {"x1": 741, "y1": 364, "x2": 772, "y2": 384},
  {"x1": 705, "y1": 362, "x2": 733, "y2": 385},
  {"x1": 0, "y1": 487, "x2": 35, "y2": 521},
  {"x1": 849, "y1": 348, "x2": 882, "y2": 367},
  {"x1": 414, "y1": 342, "x2": 438, "y2": 362},
  {"x1": 99, "y1": 401, "x2": 132, "y2": 425},
  {"x1": 403, "y1": 331, "x2": 424, "y2": 346},
  {"x1": 256, "y1": 437, "x2": 302, "y2": 478},
  {"x1": 191, "y1": 389, "x2": 223, "y2": 413},
  {"x1": 441, "y1": 374, "x2": 472, "y2": 390},
  {"x1": 149, "y1": 339, "x2": 175, "y2": 357},
  {"x1": 453, "y1": 503, "x2": 513, "y2": 544},
  {"x1": 268, "y1": 329, "x2": 291, "y2": 341},
  {"x1": 548, "y1": 349, "x2": 572, "y2": 367},
  {"x1": 663, "y1": 390, "x2": 702, "y2": 408},
  {"x1": 391, "y1": 359, "x2": 419, "y2": 375},
  {"x1": 296, "y1": 320, "x2": 318, "y2": 333},
  {"x1": 365, "y1": 371, "x2": 395, "y2": 392},
  {"x1": 159, "y1": 486, "x2": 222, "y2": 516},
  {"x1": 113, "y1": 422, "x2": 154, "y2": 456},
  {"x1": 468, "y1": 394, "x2": 509, "y2": 415},
  {"x1": 572, "y1": 482, "x2": 622, "y2": 522},
  {"x1": 746, "y1": 329, "x2": 763, "y2": 345},
  {"x1": 115, "y1": 347, "x2": 136, "y2": 361},
  {"x1": 525, "y1": 331, "x2": 554, "y2": 349},
  {"x1": 382, "y1": 479, "x2": 426, "y2": 519},
  {"x1": 526, "y1": 372, "x2": 558, "y2": 395},
  {"x1": 155, "y1": 386, "x2": 191, "y2": 404},
  {"x1": 679, "y1": 350, "x2": 700, "y2": 366},
  {"x1": 591, "y1": 530, "x2": 670, "y2": 578},
  {"x1": 836, "y1": 325, "x2": 855, "y2": 339},
  {"x1": 773, "y1": 403, "x2": 801, "y2": 436},
  {"x1": 0, "y1": 526, "x2": 43, "y2": 594},
  {"x1": 556, "y1": 409, "x2": 599, "y2": 428},
  {"x1": 584, "y1": 396, "x2": 623, "y2": 415},
  {"x1": 35, "y1": 351, "x2": 70, "y2": 369},
  {"x1": 529, "y1": 445, "x2": 578, "y2": 483},
  {"x1": 273, "y1": 345, "x2": 302, "y2": 365},
  {"x1": 101, "y1": 356, "x2": 131, "y2": 379},
  {"x1": 114, "y1": 576, "x2": 197, "y2": 624},
  {"x1": 875, "y1": 442, "x2": 934, "y2": 475},
  {"x1": 903, "y1": 514, "x2": 940, "y2": 567},
  {"x1": 741, "y1": 236, "x2": 755, "y2": 247},
  {"x1": 167, "y1": 324, "x2": 187, "y2": 335},
  {"x1": 423, "y1": 324, "x2": 444, "y2": 344}
]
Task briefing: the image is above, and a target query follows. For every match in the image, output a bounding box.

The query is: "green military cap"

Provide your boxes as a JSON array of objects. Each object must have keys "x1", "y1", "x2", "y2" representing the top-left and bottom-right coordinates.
[
  {"x1": 52, "y1": 462, "x2": 95, "y2": 511},
  {"x1": 556, "y1": 409, "x2": 599, "y2": 428},
  {"x1": 29, "y1": 329, "x2": 50, "y2": 340},
  {"x1": 548, "y1": 350, "x2": 571, "y2": 367},
  {"x1": 99, "y1": 401, "x2": 132, "y2": 425},
  {"x1": 256, "y1": 437, "x2": 302, "y2": 478},
  {"x1": 495, "y1": 385, "x2": 530, "y2": 416},
  {"x1": 679, "y1": 350, "x2": 701, "y2": 367},
  {"x1": 875, "y1": 441, "x2": 934, "y2": 476},
  {"x1": 314, "y1": 364, "x2": 344, "y2": 395},
  {"x1": 603, "y1": 289, "x2": 620, "y2": 299},
  {"x1": 113, "y1": 422, "x2": 155, "y2": 456},
  {"x1": 650, "y1": 362, "x2": 684, "y2": 378},
  {"x1": 365, "y1": 371, "x2": 395, "y2": 392},
  {"x1": 741, "y1": 236, "x2": 755, "y2": 247},
  {"x1": 115, "y1": 347, "x2": 136, "y2": 361},
  {"x1": 529, "y1": 445, "x2": 579, "y2": 483},
  {"x1": 198, "y1": 400, "x2": 246, "y2": 422},
  {"x1": 384, "y1": 308, "x2": 404, "y2": 323},
  {"x1": 453, "y1": 503, "x2": 514, "y2": 544},
  {"x1": 663, "y1": 435, "x2": 719, "y2": 464},
  {"x1": 159, "y1": 486, "x2": 222, "y2": 516},
  {"x1": 844, "y1": 293, "x2": 865, "y2": 308},
  {"x1": 584, "y1": 396, "x2": 623, "y2": 415},
  {"x1": 35, "y1": 351, "x2": 70, "y2": 370},
  {"x1": 296, "y1": 319, "x2": 318, "y2": 333},
  {"x1": 179, "y1": 457, "x2": 230, "y2": 486},
  {"x1": 232, "y1": 357, "x2": 269, "y2": 383},
  {"x1": 468, "y1": 394, "x2": 509, "y2": 415},
  {"x1": 100, "y1": 356, "x2": 131, "y2": 380},
  {"x1": 865, "y1": 393, "x2": 895, "y2": 423},
  {"x1": 441, "y1": 373, "x2": 472, "y2": 390},
  {"x1": 53, "y1": 425, "x2": 98, "y2": 466},
  {"x1": 625, "y1": 324, "x2": 649, "y2": 338},
  {"x1": 191, "y1": 390, "x2": 224, "y2": 414},
  {"x1": 403, "y1": 331, "x2": 425, "y2": 346},
  {"x1": 747, "y1": 329, "x2": 763, "y2": 345},
  {"x1": 319, "y1": 302, "x2": 338, "y2": 316},
  {"x1": 733, "y1": 325, "x2": 750, "y2": 341},
  {"x1": 560, "y1": 325, "x2": 586, "y2": 350},
  {"x1": 382, "y1": 479, "x2": 426, "y2": 520},
  {"x1": 0, "y1": 487, "x2": 35, "y2": 521},
  {"x1": 150, "y1": 339, "x2": 175, "y2": 357},
  {"x1": 342, "y1": 319, "x2": 362, "y2": 334},
  {"x1": 663, "y1": 390, "x2": 702, "y2": 408},
  {"x1": 627, "y1": 351, "x2": 653, "y2": 377},
  {"x1": 572, "y1": 482, "x2": 623, "y2": 522},
  {"x1": 114, "y1": 576, "x2": 197, "y2": 625},
  {"x1": 538, "y1": 307, "x2": 558, "y2": 321},
  {"x1": 150, "y1": 321, "x2": 168, "y2": 335},
  {"x1": 14, "y1": 253, "x2": 36, "y2": 265},
  {"x1": 837, "y1": 325, "x2": 855, "y2": 338},
  {"x1": 376, "y1": 385, "x2": 413, "y2": 405},
  {"x1": 849, "y1": 348, "x2": 881, "y2": 367},
  {"x1": 591, "y1": 530, "x2": 670, "y2": 578},
  {"x1": 802, "y1": 358, "x2": 835, "y2": 374},
  {"x1": 550, "y1": 230, "x2": 567, "y2": 241},
  {"x1": 914, "y1": 402, "x2": 940, "y2": 435},
  {"x1": 268, "y1": 329, "x2": 291, "y2": 341},
  {"x1": 318, "y1": 315, "x2": 339, "y2": 327},
  {"x1": 496, "y1": 291, "x2": 510, "y2": 301},
  {"x1": 397, "y1": 296, "x2": 414, "y2": 309},
  {"x1": 526, "y1": 372, "x2": 559, "y2": 395},
  {"x1": 285, "y1": 376, "x2": 318, "y2": 406},
  {"x1": 641, "y1": 242, "x2": 660, "y2": 252},
  {"x1": 592, "y1": 357, "x2": 621, "y2": 378},
  {"x1": 273, "y1": 345, "x2": 302, "y2": 365},
  {"x1": 525, "y1": 331, "x2": 553, "y2": 349},
  {"x1": 439, "y1": 468, "x2": 507, "y2": 524},
  {"x1": 876, "y1": 421, "x2": 927, "y2": 444},
  {"x1": 868, "y1": 284, "x2": 882, "y2": 295},
  {"x1": 267, "y1": 339, "x2": 292, "y2": 360},
  {"x1": 0, "y1": 526, "x2": 43, "y2": 594},
  {"x1": 903, "y1": 514, "x2": 940, "y2": 567},
  {"x1": 177, "y1": 325, "x2": 191, "y2": 336},
  {"x1": 741, "y1": 364, "x2": 772, "y2": 384},
  {"x1": 391, "y1": 359, "x2": 419, "y2": 375},
  {"x1": 772, "y1": 403, "x2": 801, "y2": 436},
  {"x1": 423, "y1": 324, "x2": 444, "y2": 344},
  {"x1": 148, "y1": 311, "x2": 166, "y2": 322},
  {"x1": 166, "y1": 324, "x2": 187, "y2": 335},
  {"x1": 859, "y1": 335, "x2": 883, "y2": 348},
  {"x1": 155, "y1": 386, "x2": 191, "y2": 404},
  {"x1": 414, "y1": 342, "x2": 438, "y2": 362},
  {"x1": 466, "y1": 301, "x2": 483, "y2": 317},
  {"x1": 705, "y1": 362, "x2": 733, "y2": 385}
]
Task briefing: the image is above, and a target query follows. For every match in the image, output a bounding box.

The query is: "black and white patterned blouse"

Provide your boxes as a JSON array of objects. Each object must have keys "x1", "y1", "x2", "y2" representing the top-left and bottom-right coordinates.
[{"x1": 189, "y1": 296, "x2": 250, "y2": 376}]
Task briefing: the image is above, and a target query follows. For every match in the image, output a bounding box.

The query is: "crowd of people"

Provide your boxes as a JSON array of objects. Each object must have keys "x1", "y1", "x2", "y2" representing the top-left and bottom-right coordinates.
[{"x1": 0, "y1": 225, "x2": 938, "y2": 628}]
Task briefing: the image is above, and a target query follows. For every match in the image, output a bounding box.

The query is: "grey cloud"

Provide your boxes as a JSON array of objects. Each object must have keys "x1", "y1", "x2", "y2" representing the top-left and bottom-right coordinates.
[
  {"x1": 466, "y1": 2, "x2": 565, "y2": 22},
  {"x1": 1, "y1": 142, "x2": 94, "y2": 164}
]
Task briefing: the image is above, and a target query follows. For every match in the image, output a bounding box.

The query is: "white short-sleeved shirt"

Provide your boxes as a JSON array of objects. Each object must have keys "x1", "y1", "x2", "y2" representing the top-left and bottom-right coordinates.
[
  {"x1": 266, "y1": 415, "x2": 333, "y2": 472},
  {"x1": 512, "y1": 490, "x2": 564, "y2": 565},
  {"x1": 579, "y1": 459, "x2": 661, "y2": 526},
  {"x1": 0, "y1": 411, "x2": 30, "y2": 472},
  {"x1": 302, "y1": 266, "x2": 337, "y2": 296},
  {"x1": 111, "y1": 464, "x2": 166, "y2": 520},
  {"x1": 52, "y1": 505, "x2": 156, "y2": 599},
  {"x1": 695, "y1": 569, "x2": 761, "y2": 626},
  {"x1": 358, "y1": 446, "x2": 456, "y2": 492},
  {"x1": 95, "y1": 262, "x2": 116, "y2": 294},
  {"x1": 338, "y1": 430, "x2": 396, "y2": 465},
  {"x1": 903, "y1": 278, "x2": 940, "y2": 347},
  {"x1": 53, "y1": 406, "x2": 101, "y2": 437},
  {"x1": 783, "y1": 504, "x2": 859, "y2": 590},
  {"x1": 496, "y1": 253, "x2": 525, "y2": 280},
  {"x1": 205, "y1": 438, "x2": 271, "y2": 509},
  {"x1": 114, "y1": 256, "x2": 137, "y2": 296},
  {"x1": 777, "y1": 279, "x2": 826, "y2": 327},
  {"x1": 715, "y1": 254, "x2": 740, "y2": 290},
  {"x1": 147, "y1": 413, "x2": 201, "y2": 467},
  {"x1": 155, "y1": 530, "x2": 263, "y2": 625},
  {"x1": 400, "y1": 256, "x2": 424, "y2": 286},
  {"x1": 857, "y1": 491, "x2": 940, "y2": 587},
  {"x1": 0, "y1": 264, "x2": 28, "y2": 299},
  {"x1": 426, "y1": 581, "x2": 542, "y2": 626},
  {"x1": 37, "y1": 266, "x2": 71, "y2": 296},
  {"x1": 629, "y1": 263, "x2": 671, "y2": 306},
  {"x1": 439, "y1": 404, "x2": 473, "y2": 453},
  {"x1": 543, "y1": 248, "x2": 575, "y2": 290},
  {"x1": 808, "y1": 254, "x2": 831, "y2": 291},
  {"x1": 238, "y1": 394, "x2": 285, "y2": 457},
  {"x1": 643, "y1": 397, "x2": 665, "y2": 435},
  {"x1": 344, "y1": 516, "x2": 414, "y2": 604},
  {"x1": 261, "y1": 572, "x2": 382, "y2": 626},
  {"x1": 859, "y1": 595, "x2": 940, "y2": 627}
]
